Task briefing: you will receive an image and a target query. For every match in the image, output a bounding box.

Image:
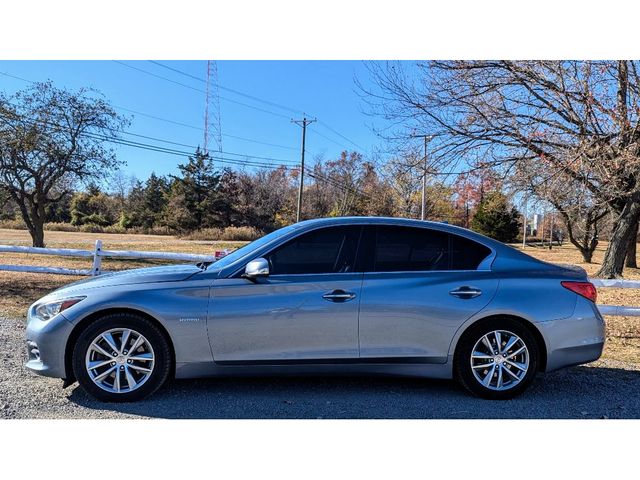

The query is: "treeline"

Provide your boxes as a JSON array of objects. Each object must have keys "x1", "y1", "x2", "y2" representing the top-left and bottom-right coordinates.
[{"x1": 0, "y1": 148, "x2": 522, "y2": 242}]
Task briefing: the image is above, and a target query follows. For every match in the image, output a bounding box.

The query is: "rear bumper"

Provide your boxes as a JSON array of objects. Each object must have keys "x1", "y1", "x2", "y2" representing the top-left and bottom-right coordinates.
[
  {"x1": 544, "y1": 342, "x2": 604, "y2": 372},
  {"x1": 537, "y1": 298, "x2": 606, "y2": 372}
]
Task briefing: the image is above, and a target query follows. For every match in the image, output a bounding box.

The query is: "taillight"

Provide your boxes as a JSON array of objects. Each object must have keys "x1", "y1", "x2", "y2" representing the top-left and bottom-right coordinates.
[{"x1": 561, "y1": 281, "x2": 597, "y2": 303}]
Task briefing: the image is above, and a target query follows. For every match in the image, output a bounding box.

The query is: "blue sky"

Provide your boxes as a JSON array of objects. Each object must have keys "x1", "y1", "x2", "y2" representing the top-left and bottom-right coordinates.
[{"x1": 0, "y1": 60, "x2": 392, "y2": 182}]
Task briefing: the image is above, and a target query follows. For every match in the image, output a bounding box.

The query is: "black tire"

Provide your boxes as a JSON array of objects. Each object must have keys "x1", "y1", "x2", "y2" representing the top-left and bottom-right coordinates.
[
  {"x1": 72, "y1": 313, "x2": 172, "y2": 402},
  {"x1": 454, "y1": 317, "x2": 539, "y2": 400}
]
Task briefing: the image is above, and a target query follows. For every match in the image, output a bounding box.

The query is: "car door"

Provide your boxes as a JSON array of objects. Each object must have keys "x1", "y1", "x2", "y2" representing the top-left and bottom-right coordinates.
[
  {"x1": 357, "y1": 225, "x2": 499, "y2": 363},
  {"x1": 208, "y1": 225, "x2": 364, "y2": 363}
]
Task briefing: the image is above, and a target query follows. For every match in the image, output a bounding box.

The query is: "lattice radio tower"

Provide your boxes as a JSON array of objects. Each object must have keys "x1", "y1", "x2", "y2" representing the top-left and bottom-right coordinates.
[{"x1": 204, "y1": 60, "x2": 222, "y2": 157}]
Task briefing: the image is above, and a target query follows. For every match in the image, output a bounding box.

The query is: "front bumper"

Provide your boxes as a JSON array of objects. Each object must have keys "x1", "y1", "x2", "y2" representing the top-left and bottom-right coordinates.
[
  {"x1": 24, "y1": 310, "x2": 74, "y2": 379},
  {"x1": 538, "y1": 297, "x2": 606, "y2": 372}
]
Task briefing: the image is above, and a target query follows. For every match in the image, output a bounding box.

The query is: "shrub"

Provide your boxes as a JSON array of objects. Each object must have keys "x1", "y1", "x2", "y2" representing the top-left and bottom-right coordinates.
[
  {"x1": 181, "y1": 226, "x2": 263, "y2": 241},
  {"x1": 0, "y1": 219, "x2": 27, "y2": 230},
  {"x1": 102, "y1": 224, "x2": 128, "y2": 234},
  {"x1": 44, "y1": 222, "x2": 79, "y2": 232},
  {"x1": 220, "y1": 226, "x2": 262, "y2": 241}
]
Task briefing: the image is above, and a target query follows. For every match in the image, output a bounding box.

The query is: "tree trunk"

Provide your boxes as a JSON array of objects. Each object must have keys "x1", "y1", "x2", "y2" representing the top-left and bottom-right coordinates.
[
  {"x1": 625, "y1": 219, "x2": 638, "y2": 268},
  {"x1": 30, "y1": 220, "x2": 45, "y2": 248},
  {"x1": 596, "y1": 195, "x2": 640, "y2": 278},
  {"x1": 28, "y1": 200, "x2": 46, "y2": 248}
]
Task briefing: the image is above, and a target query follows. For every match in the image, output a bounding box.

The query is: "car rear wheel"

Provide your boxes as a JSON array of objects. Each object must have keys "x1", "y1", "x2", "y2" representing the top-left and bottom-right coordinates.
[
  {"x1": 454, "y1": 318, "x2": 539, "y2": 400},
  {"x1": 72, "y1": 313, "x2": 171, "y2": 402}
]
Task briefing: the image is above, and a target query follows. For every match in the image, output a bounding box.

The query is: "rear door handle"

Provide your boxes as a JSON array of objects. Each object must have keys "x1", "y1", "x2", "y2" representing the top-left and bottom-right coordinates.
[
  {"x1": 322, "y1": 289, "x2": 357, "y2": 302},
  {"x1": 449, "y1": 286, "x2": 482, "y2": 299}
]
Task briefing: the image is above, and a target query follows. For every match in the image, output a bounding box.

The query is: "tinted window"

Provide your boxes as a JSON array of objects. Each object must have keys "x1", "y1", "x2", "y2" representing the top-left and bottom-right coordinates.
[
  {"x1": 374, "y1": 226, "x2": 449, "y2": 272},
  {"x1": 214, "y1": 224, "x2": 296, "y2": 269},
  {"x1": 450, "y1": 234, "x2": 492, "y2": 270},
  {"x1": 266, "y1": 226, "x2": 361, "y2": 275}
]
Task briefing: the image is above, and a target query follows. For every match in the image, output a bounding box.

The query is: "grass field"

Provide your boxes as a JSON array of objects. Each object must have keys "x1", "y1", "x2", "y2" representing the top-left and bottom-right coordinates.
[{"x1": 0, "y1": 229, "x2": 638, "y2": 363}]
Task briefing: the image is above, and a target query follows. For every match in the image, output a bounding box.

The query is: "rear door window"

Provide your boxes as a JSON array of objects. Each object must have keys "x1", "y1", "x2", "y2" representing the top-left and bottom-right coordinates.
[
  {"x1": 358, "y1": 225, "x2": 492, "y2": 272},
  {"x1": 373, "y1": 226, "x2": 449, "y2": 272}
]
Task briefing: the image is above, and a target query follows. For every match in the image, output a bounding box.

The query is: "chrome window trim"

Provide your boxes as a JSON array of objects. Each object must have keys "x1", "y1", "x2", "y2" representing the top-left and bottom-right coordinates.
[{"x1": 224, "y1": 220, "x2": 496, "y2": 279}]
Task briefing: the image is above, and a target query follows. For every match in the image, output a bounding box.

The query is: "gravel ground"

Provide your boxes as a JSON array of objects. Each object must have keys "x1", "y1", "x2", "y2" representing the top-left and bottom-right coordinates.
[{"x1": 2, "y1": 315, "x2": 639, "y2": 419}]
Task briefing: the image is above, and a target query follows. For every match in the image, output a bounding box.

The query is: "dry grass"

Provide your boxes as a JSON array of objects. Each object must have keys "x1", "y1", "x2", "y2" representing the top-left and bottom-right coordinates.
[{"x1": 1, "y1": 229, "x2": 638, "y2": 363}]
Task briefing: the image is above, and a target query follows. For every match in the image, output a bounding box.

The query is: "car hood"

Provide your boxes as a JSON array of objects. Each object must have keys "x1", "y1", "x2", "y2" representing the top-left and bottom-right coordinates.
[{"x1": 54, "y1": 264, "x2": 204, "y2": 293}]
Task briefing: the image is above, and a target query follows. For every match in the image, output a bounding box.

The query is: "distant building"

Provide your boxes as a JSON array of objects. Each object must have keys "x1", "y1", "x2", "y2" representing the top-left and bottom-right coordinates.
[{"x1": 532, "y1": 213, "x2": 541, "y2": 233}]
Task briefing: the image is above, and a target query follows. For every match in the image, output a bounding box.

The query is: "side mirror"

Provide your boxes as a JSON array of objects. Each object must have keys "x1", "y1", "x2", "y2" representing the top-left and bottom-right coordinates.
[{"x1": 242, "y1": 257, "x2": 270, "y2": 282}]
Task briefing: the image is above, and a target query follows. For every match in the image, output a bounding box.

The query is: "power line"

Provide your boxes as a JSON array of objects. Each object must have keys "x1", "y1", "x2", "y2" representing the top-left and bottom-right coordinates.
[
  {"x1": 2, "y1": 67, "x2": 367, "y2": 154},
  {"x1": 149, "y1": 60, "x2": 304, "y2": 115},
  {"x1": 113, "y1": 61, "x2": 291, "y2": 119},
  {"x1": 127, "y1": 62, "x2": 366, "y2": 153},
  {"x1": 118, "y1": 130, "x2": 299, "y2": 165},
  {"x1": 316, "y1": 120, "x2": 365, "y2": 151},
  {"x1": 1, "y1": 70, "x2": 375, "y2": 197},
  {"x1": 4, "y1": 110, "x2": 295, "y2": 171},
  {"x1": 114, "y1": 106, "x2": 298, "y2": 151},
  {"x1": 1, "y1": 94, "x2": 299, "y2": 166},
  {"x1": 0, "y1": 71, "x2": 34, "y2": 84},
  {"x1": 305, "y1": 168, "x2": 368, "y2": 198},
  {"x1": 308, "y1": 126, "x2": 348, "y2": 149},
  {"x1": 0, "y1": 70, "x2": 300, "y2": 151},
  {"x1": 10, "y1": 110, "x2": 371, "y2": 197},
  {"x1": 2, "y1": 67, "x2": 366, "y2": 156}
]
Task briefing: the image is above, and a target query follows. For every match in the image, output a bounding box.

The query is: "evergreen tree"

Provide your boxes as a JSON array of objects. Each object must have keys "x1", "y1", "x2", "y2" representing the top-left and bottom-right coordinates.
[
  {"x1": 470, "y1": 191, "x2": 520, "y2": 243},
  {"x1": 121, "y1": 173, "x2": 170, "y2": 229},
  {"x1": 162, "y1": 149, "x2": 224, "y2": 232}
]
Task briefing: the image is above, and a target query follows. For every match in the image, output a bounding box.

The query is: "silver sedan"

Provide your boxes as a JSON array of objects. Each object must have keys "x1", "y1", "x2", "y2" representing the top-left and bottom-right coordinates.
[{"x1": 25, "y1": 217, "x2": 605, "y2": 402}]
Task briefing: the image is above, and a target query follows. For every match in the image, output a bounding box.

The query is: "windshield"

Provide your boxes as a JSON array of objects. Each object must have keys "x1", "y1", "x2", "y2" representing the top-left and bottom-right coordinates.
[{"x1": 211, "y1": 224, "x2": 298, "y2": 269}]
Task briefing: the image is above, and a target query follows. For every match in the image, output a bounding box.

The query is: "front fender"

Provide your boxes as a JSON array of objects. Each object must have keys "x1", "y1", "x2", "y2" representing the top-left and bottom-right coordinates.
[{"x1": 61, "y1": 280, "x2": 214, "y2": 367}]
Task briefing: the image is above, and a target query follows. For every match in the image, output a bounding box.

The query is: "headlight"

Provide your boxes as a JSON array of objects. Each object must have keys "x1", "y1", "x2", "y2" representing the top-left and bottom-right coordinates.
[{"x1": 34, "y1": 297, "x2": 85, "y2": 321}]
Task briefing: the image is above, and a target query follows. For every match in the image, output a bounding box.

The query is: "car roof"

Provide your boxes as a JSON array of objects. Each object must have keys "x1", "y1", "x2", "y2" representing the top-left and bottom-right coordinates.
[{"x1": 293, "y1": 216, "x2": 487, "y2": 240}]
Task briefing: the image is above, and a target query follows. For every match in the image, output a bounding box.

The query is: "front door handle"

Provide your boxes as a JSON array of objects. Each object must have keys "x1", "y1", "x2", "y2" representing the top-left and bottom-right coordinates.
[
  {"x1": 322, "y1": 289, "x2": 357, "y2": 302},
  {"x1": 449, "y1": 286, "x2": 482, "y2": 299}
]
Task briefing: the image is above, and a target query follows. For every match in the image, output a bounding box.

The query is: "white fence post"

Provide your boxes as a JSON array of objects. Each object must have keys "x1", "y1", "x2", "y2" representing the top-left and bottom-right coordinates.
[{"x1": 92, "y1": 240, "x2": 103, "y2": 276}]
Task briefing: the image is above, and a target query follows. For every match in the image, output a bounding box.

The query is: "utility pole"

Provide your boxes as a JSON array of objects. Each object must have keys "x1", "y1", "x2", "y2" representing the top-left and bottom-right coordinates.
[
  {"x1": 410, "y1": 133, "x2": 433, "y2": 221},
  {"x1": 292, "y1": 116, "x2": 316, "y2": 222}
]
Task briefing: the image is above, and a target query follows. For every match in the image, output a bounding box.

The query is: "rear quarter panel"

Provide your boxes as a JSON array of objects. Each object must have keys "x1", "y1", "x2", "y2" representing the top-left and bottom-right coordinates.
[{"x1": 446, "y1": 271, "x2": 579, "y2": 357}]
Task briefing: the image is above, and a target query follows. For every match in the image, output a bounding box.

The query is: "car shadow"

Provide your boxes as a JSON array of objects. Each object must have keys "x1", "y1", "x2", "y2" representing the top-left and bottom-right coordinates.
[{"x1": 66, "y1": 364, "x2": 640, "y2": 419}]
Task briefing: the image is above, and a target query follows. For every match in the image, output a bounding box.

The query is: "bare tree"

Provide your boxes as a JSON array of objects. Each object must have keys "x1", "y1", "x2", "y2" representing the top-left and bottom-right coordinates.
[
  {"x1": 0, "y1": 82, "x2": 128, "y2": 246},
  {"x1": 364, "y1": 61, "x2": 640, "y2": 277},
  {"x1": 511, "y1": 160, "x2": 607, "y2": 262},
  {"x1": 382, "y1": 153, "x2": 422, "y2": 217},
  {"x1": 108, "y1": 170, "x2": 138, "y2": 215}
]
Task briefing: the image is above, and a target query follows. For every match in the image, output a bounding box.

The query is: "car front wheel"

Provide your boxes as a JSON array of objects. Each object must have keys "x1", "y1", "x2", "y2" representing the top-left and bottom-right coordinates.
[
  {"x1": 72, "y1": 313, "x2": 171, "y2": 402},
  {"x1": 454, "y1": 318, "x2": 539, "y2": 400}
]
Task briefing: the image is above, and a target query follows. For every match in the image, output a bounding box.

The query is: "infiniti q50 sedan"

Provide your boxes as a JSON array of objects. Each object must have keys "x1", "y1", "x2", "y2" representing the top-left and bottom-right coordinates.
[{"x1": 25, "y1": 217, "x2": 604, "y2": 402}]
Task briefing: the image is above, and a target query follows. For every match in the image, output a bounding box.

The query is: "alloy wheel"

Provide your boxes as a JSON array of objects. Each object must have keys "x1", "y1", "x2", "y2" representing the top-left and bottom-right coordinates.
[
  {"x1": 470, "y1": 329, "x2": 529, "y2": 391},
  {"x1": 85, "y1": 328, "x2": 155, "y2": 393}
]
